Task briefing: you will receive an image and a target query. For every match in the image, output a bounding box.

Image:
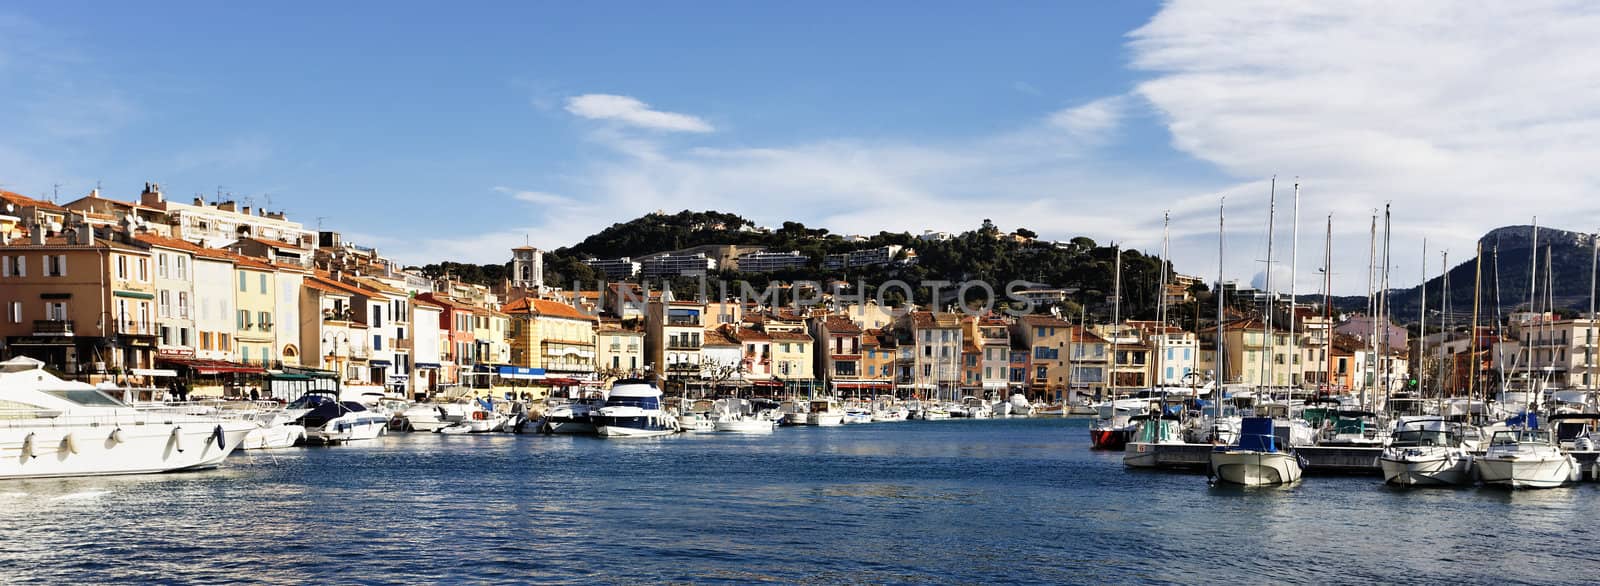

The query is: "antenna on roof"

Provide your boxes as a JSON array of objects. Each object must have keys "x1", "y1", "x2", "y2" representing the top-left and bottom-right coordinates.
[{"x1": 52, "y1": 183, "x2": 61, "y2": 203}]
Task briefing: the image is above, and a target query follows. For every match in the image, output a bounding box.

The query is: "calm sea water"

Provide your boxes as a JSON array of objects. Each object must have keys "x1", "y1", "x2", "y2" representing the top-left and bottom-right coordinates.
[{"x1": 2, "y1": 418, "x2": 1597, "y2": 584}]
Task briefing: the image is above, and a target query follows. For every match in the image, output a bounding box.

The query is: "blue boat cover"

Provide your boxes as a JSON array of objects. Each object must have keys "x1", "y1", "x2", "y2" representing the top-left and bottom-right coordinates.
[{"x1": 1237, "y1": 417, "x2": 1277, "y2": 452}]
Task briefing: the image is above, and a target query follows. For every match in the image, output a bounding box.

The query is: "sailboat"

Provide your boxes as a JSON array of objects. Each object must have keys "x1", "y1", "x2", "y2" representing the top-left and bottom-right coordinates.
[{"x1": 1091, "y1": 245, "x2": 1138, "y2": 450}]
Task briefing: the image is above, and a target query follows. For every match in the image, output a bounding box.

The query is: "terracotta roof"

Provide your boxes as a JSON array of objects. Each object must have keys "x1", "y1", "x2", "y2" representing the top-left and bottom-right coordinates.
[
  {"x1": 767, "y1": 331, "x2": 812, "y2": 342},
  {"x1": 0, "y1": 189, "x2": 65, "y2": 212},
  {"x1": 823, "y1": 316, "x2": 861, "y2": 334},
  {"x1": 703, "y1": 329, "x2": 739, "y2": 346},
  {"x1": 1018, "y1": 314, "x2": 1074, "y2": 328},
  {"x1": 309, "y1": 272, "x2": 373, "y2": 297},
  {"x1": 962, "y1": 340, "x2": 980, "y2": 353},
  {"x1": 503, "y1": 297, "x2": 595, "y2": 321},
  {"x1": 910, "y1": 311, "x2": 959, "y2": 329},
  {"x1": 729, "y1": 327, "x2": 770, "y2": 342},
  {"x1": 303, "y1": 278, "x2": 351, "y2": 296},
  {"x1": 1071, "y1": 326, "x2": 1108, "y2": 344}
]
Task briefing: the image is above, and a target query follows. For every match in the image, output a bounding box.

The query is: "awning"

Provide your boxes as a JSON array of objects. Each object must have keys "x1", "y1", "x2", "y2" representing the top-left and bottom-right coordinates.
[
  {"x1": 113, "y1": 290, "x2": 155, "y2": 300},
  {"x1": 496, "y1": 365, "x2": 546, "y2": 380},
  {"x1": 130, "y1": 368, "x2": 178, "y2": 377},
  {"x1": 415, "y1": 362, "x2": 441, "y2": 369},
  {"x1": 540, "y1": 377, "x2": 581, "y2": 386},
  {"x1": 369, "y1": 359, "x2": 392, "y2": 366},
  {"x1": 156, "y1": 357, "x2": 267, "y2": 375},
  {"x1": 836, "y1": 382, "x2": 891, "y2": 389},
  {"x1": 751, "y1": 380, "x2": 783, "y2": 388}
]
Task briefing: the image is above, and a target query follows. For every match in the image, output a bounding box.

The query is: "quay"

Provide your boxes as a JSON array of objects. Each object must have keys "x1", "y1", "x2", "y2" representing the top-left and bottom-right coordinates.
[{"x1": 1129, "y1": 444, "x2": 1600, "y2": 480}]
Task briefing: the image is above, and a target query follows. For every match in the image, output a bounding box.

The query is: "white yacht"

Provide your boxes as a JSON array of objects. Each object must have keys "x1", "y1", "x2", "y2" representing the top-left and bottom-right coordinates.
[
  {"x1": 593, "y1": 379, "x2": 679, "y2": 438},
  {"x1": 778, "y1": 399, "x2": 810, "y2": 426},
  {"x1": 1475, "y1": 429, "x2": 1578, "y2": 489},
  {"x1": 238, "y1": 405, "x2": 307, "y2": 450},
  {"x1": 291, "y1": 391, "x2": 390, "y2": 444},
  {"x1": 0, "y1": 357, "x2": 254, "y2": 479},
  {"x1": 807, "y1": 398, "x2": 846, "y2": 426},
  {"x1": 1379, "y1": 418, "x2": 1473, "y2": 487},
  {"x1": 1123, "y1": 413, "x2": 1185, "y2": 469},
  {"x1": 537, "y1": 397, "x2": 603, "y2": 435},
  {"x1": 1008, "y1": 394, "x2": 1034, "y2": 417},
  {"x1": 711, "y1": 398, "x2": 779, "y2": 433},
  {"x1": 398, "y1": 404, "x2": 449, "y2": 432},
  {"x1": 1208, "y1": 417, "x2": 1303, "y2": 486}
]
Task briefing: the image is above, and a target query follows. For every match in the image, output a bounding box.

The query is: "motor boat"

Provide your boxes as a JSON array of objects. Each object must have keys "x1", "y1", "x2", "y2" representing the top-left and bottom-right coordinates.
[
  {"x1": 398, "y1": 404, "x2": 449, "y2": 432},
  {"x1": 808, "y1": 398, "x2": 846, "y2": 426},
  {"x1": 1008, "y1": 394, "x2": 1034, "y2": 417},
  {"x1": 239, "y1": 406, "x2": 306, "y2": 449},
  {"x1": 1474, "y1": 428, "x2": 1578, "y2": 489},
  {"x1": 291, "y1": 391, "x2": 390, "y2": 444},
  {"x1": 711, "y1": 398, "x2": 779, "y2": 433},
  {"x1": 538, "y1": 397, "x2": 603, "y2": 434},
  {"x1": 842, "y1": 405, "x2": 873, "y2": 424},
  {"x1": 593, "y1": 379, "x2": 679, "y2": 438},
  {"x1": 778, "y1": 400, "x2": 811, "y2": 426},
  {"x1": 1379, "y1": 418, "x2": 1474, "y2": 487},
  {"x1": 1318, "y1": 409, "x2": 1387, "y2": 447},
  {"x1": 1123, "y1": 412, "x2": 1185, "y2": 469},
  {"x1": 1089, "y1": 400, "x2": 1141, "y2": 450},
  {"x1": 962, "y1": 396, "x2": 993, "y2": 419},
  {"x1": 1208, "y1": 417, "x2": 1303, "y2": 486},
  {"x1": 0, "y1": 357, "x2": 255, "y2": 479},
  {"x1": 1548, "y1": 413, "x2": 1600, "y2": 450},
  {"x1": 870, "y1": 398, "x2": 908, "y2": 422}
]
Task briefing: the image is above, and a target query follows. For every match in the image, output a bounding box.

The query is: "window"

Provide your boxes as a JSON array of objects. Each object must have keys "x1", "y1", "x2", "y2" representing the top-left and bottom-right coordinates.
[
  {"x1": 46, "y1": 302, "x2": 66, "y2": 321},
  {"x1": 158, "y1": 254, "x2": 169, "y2": 278},
  {"x1": 372, "y1": 304, "x2": 382, "y2": 328},
  {"x1": 374, "y1": 334, "x2": 383, "y2": 351},
  {"x1": 160, "y1": 325, "x2": 172, "y2": 345},
  {"x1": 238, "y1": 272, "x2": 247, "y2": 292},
  {"x1": 180, "y1": 328, "x2": 190, "y2": 347},
  {"x1": 159, "y1": 291, "x2": 171, "y2": 318},
  {"x1": 137, "y1": 258, "x2": 149, "y2": 282},
  {"x1": 201, "y1": 331, "x2": 213, "y2": 351},
  {"x1": 922, "y1": 364, "x2": 932, "y2": 376},
  {"x1": 219, "y1": 333, "x2": 230, "y2": 351},
  {"x1": 258, "y1": 274, "x2": 267, "y2": 294},
  {"x1": 9, "y1": 301, "x2": 22, "y2": 323},
  {"x1": 177, "y1": 292, "x2": 189, "y2": 318},
  {"x1": 238, "y1": 310, "x2": 251, "y2": 330},
  {"x1": 259, "y1": 311, "x2": 272, "y2": 330},
  {"x1": 176, "y1": 256, "x2": 187, "y2": 279},
  {"x1": 45, "y1": 255, "x2": 66, "y2": 277},
  {"x1": 1036, "y1": 366, "x2": 1048, "y2": 380},
  {"x1": 117, "y1": 256, "x2": 129, "y2": 280},
  {"x1": 242, "y1": 346, "x2": 251, "y2": 363},
  {"x1": 1, "y1": 255, "x2": 13, "y2": 277}
]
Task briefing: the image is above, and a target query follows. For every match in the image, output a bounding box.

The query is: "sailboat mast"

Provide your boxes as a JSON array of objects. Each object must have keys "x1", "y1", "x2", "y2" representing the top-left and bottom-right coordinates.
[
  {"x1": 1379, "y1": 204, "x2": 1392, "y2": 413},
  {"x1": 1440, "y1": 251, "x2": 1450, "y2": 410},
  {"x1": 1289, "y1": 181, "x2": 1300, "y2": 392},
  {"x1": 1591, "y1": 231, "x2": 1598, "y2": 398},
  {"x1": 1323, "y1": 214, "x2": 1334, "y2": 395},
  {"x1": 1218, "y1": 198, "x2": 1227, "y2": 387},
  {"x1": 1365, "y1": 211, "x2": 1377, "y2": 410},
  {"x1": 1471, "y1": 242, "x2": 1484, "y2": 414},
  {"x1": 1419, "y1": 238, "x2": 1427, "y2": 401},
  {"x1": 1111, "y1": 243, "x2": 1121, "y2": 397},
  {"x1": 1158, "y1": 211, "x2": 1170, "y2": 387},
  {"x1": 1263, "y1": 177, "x2": 1277, "y2": 390},
  {"x1": 1527, "y1": 219, "x2": 1538, "y2": 394}
]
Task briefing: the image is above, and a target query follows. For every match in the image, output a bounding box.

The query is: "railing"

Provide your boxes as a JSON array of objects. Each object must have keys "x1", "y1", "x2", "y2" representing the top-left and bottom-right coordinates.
[
  {"x1": 393, "y1": 338, "x2": 413, "y2": 351},
  {"x1": 666, "y1": 342, "x2": 701, "y2": 350},
  {"x1": 666, "y1": 317, "x2": 700, "y2": 326},
  {"x1": 33, "y1": 320, "x2": 74, "y2": 336}
]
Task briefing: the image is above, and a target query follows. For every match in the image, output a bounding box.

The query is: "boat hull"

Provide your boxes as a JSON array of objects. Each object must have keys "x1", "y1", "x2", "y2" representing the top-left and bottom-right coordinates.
[
  {"x1": 1090, "y1": 428, "x2": 1131, "y2": 451},
  {"x1": 596, "y1": 425, "x2": 677, "y2": 438},
  {"x1": 540, "y1": 418, "x2": 596, "y2": 435},
  {"x1": 713, "y1": 419, "x2": 777, "y2": 433},
  {"x1": 1475, "y1": 455, "x2": 1578, "y2": 489},
  {"x1": 1122, "y1": 443, "x2": 1162, "y2": 468},
  {"x1": 242, "y1": 424, "x2": 306, "y2": 450},
  {"x1": 0, "y1": 421, "x2": 253, "y2": 479},
  {"x1": 809, "y1": 413, "x2": 845, "y2": 426},
  {"x1": 1209, "y1": 451, "x2": 1303, "y2": 486},
  {"x1": 1379, "y1": 452, "x2": 1473, "y2": 487},
  {"x1": 306, "y1": 415, "x2": 389, "y2": 444}
]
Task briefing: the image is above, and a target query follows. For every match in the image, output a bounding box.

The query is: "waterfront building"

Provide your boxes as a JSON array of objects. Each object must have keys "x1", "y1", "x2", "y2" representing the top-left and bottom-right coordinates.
[
  {"x1": 1, "y1": 189, "x2": 70, "y2": 242},
  {"x1": 814, "y1": 316, "x2": 871, "y2": 394},
  {"x1": 700, "y1": 328, "x2": 745, "y2": 387},
  {"x1": 596, "y1": 319, "x2": 644, "y2": 379},
  {"x1": 0, "y1": 220, "x2": 158, "y2": 380},
  {"x1": 646, "y1": 298, "x2": 706, "y2": 388},
  {"x1": 133, "y1": 233, "x2": 201, "y2": 365},
  {"x1": 503, "y1": 297, "x2": 599, "y2": 381},
  {"x1": 860, "y1": 328, "x2": 896, "y2": 390},
  {"x1": 133, "y1": 184, "x2": 315, "y2": 249},
  {"x1": 411, "y1": 299, "x2": 444, "y2": 396},
  {"x1": 301, "y1": 274, "x2": 361, "y2": 381},
  {"x1": 904, "y1": 311, "x2": 963, "y2": 397},
  {"x1": 1012, "y1": 315, "x2": 1072, "y2": 402},
  {"x1": 416, "y1": 293, "x2": 479, "y2": 387},
  {"x1": 728, "y1": 325, "x2": 774, "y2": 384},
  {"x1": 1511, "y1": 317, "x2": 1600, "y2": 390},
  {"x1": 345, "y1": 274, "x2": 411, "y2": 392},
  {"x1": 229, "y1": 253, "x2": 279, "y2": 367},
  {"x1": 227, "y1": 236, "x2": 313, "y2": 268}
]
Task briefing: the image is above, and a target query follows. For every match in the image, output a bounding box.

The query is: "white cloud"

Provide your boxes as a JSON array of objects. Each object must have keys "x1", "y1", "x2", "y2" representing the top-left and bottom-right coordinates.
[
  {"x1": 1046, "y1": 95, "x2": 1127, "y2": 142},
  {"x1": 1130, "y1": 0, "x2": 1600, "y2": 293},
  {"x1": 492, "y1": 186, "x2": 575, "y2": 208},
  {"x1": 564, "y1": 94, "x2": 714, "y2": 133}
]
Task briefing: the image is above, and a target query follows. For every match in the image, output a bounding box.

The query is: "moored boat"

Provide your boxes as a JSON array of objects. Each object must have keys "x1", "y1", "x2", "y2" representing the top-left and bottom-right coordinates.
[
  {"x1": 593, "y1": 379, "x2": 679, "y2": 438},
  {"x1": 1474, "y1": 428, "x2": 1578, "y2": 489},
  {"x1": 1208, "y1": 417, "x2": 1303, "y2": 486},
  {"x1": 1379, "y1": 418, "x2": 1473, "y2": 487}
]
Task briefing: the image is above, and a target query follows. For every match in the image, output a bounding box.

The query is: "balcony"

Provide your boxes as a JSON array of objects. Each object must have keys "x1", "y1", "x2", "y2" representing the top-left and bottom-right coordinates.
[
  {"x1": 666, "y1": 341, "x2": 701, "y2": 350},
  {"x1": 666, "y1": 317, "x2": 700, "y2": 327},
  {"x1": 393, "y1": 338, "x2": 413, "y2": 351},
  {"x1": 33, "y1": 320, "x2": 74, "y2": 336}
]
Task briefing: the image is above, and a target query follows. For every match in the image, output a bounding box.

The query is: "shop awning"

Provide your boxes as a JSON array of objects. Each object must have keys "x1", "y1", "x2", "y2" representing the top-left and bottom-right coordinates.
[
  {"x1": 751, "y1": 380, "x2": 783, "y2": 388},
  {"x1": 496, "y1": 365, "x2": 546, "y2": 380},
  {"x1": 157, "y1": 357, "x2": 267, "y2": 375},
  {"x1": 540, "y1": 377, "x2": 581, "y2": 386},
  {"x1": 130, "y1": 368, "x2": 178, "y2": 377},
  {"x1": 836, "y1": 382, "x2": 891, "y2": 390},
  {"x1": 415, "y1": 362, "x2": 441, "y2": 369},
  {"x1": 369, "y1": 359, "x2": 392, "y2": 366}
]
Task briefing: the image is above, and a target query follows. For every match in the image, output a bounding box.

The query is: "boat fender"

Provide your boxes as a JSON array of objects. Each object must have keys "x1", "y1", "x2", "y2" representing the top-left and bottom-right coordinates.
[
  {"x1": 109, "y1": 428, "x2": 124, "y2": 445},
  {"x1": 21, "y1": 432, "x2": 37, "y2": 459},
  {"x1": 171, "y1": 426, "x2": 185, "y2": 453},
  {"x1": 212, "y1": 425, "x2": 225, "y2": 450},
  {"x1": 473, "y1": 411, "x2": 488, "y2": 421},
  {"x1": 61, "y1": 433, "x2": 78, "y2": 455}
]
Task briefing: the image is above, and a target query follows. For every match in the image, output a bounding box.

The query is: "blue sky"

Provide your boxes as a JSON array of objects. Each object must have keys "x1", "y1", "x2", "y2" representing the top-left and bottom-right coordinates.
[{"x1": 5, "y1": 1, "x2": 1600, "y2": 295}]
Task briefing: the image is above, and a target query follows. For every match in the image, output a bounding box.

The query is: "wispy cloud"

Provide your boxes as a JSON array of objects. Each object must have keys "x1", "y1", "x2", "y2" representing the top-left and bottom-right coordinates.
[
  {"x1": 564, "y1": 94, "x2": 714, "y2": 133},
  {"x1": 1046, "y1": 95, "x2": 1127, "y2": 143},
  {"x1": 492, "y1": 186, "x2": 576, "y2": 208}
]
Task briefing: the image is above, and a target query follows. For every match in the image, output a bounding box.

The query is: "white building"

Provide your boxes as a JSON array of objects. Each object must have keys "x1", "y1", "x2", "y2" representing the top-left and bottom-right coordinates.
[
  {"x1": 412, "y1": 301, "x2": 443, "y2": 397},
  {"x1": 137, "y1": 186, "x2": 316, "y2": 250},
  {"x1": 191, "y1": 250, "x2": 237, "y2": 361},
  {"x1": 735, "y1": 250, "x2": 810, "y2": 273}
]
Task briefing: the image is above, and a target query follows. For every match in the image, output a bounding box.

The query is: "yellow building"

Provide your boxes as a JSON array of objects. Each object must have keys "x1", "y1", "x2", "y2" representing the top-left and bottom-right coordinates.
[
  {"x1": 229, "y1": 253, "x2": 278, "y2": 366},
  {"x1": 504, "y1": 297, "x2": 598, "y2": 378}
]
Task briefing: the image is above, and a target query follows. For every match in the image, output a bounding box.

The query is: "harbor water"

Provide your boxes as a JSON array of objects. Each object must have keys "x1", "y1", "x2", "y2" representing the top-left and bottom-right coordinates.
[{"x1": 4, "y1": 417, "x2": 1598, "y2": 584}]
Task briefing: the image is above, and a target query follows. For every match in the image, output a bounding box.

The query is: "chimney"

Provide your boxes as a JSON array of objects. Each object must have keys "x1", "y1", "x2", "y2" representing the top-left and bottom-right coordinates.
[
  {"x1": 242, "y1": 206, "x2": 251, "y2": 216},
  {"x1": 218, "y1": 200, "x2": 236, "y2": 212},
  {"x1": 29, "y1": 221, "x2": 45, "y2": 245},
  {"x1": 193, "y1": 196, "x2": 205, "y2": 206}
]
